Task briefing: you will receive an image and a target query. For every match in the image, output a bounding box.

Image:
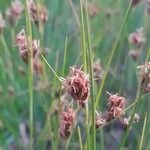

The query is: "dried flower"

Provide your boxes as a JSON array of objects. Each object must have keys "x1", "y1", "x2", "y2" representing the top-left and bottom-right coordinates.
[
  {"x1": 59, "y1": 108, "x2": 75, "y2": 139},
  {"x1": 105, "y1": 8, "x2": 112, "y2": 18},
  {"x1": 88, "y1": 3, "x2": 99, "y2": 17},
  {"x1": 0, "y1": 13, "x2": 5, "y2": 33},
  {"x1": 129, "y1": 49, "x2": 140, "y2": 61},
  {"x1": 145, "y1": 0, "x2": 150, "y2": 14},
  {"x1": 93, "y1": 59, "x2": 103, "y2": 83},
  {"x1": 105, "y1": 93, "x2": 126, "y2": 122},
  {"x1": 62, "y1": 67, "x2": 90, "y2": 107},
  {"x1": 33, "y1": 59, "x2": 43, "y2": 75},
  {"x1": 131, "y1": 0, "x2": 141, "y2": 7},
  {"x1": 128, "y1": 28, "x2": 145, "y2": 48},
  {"x1": 16, "y1": 29, "x2": 39, "y2": 63},
  {"x1": 95, "y1": 111, "x2": 106, "y2": 129},
  {"x1": 137, "y1": 62, "x2": 150, "y2": 93},
  {"x1": 28, "y1": 0, "x2": 48, "y2": 25},
  {"x1": 8, "y1": 86, "x2": 15, "y2": 97},
  {"x1": 6, "y1": 0, "x2": 24, "y2": 25}
]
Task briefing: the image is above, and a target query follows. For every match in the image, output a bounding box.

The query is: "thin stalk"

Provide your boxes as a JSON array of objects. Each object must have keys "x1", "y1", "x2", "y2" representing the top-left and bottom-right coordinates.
[
  {"x1": 85, "y1": 0, "x2": 95, "y2": 149},
  {"x1": 119, "y1": 81, "x2": 142, "y2": 149},
  {"x1": 69, "y1": 0, "x2": 80, "y2": 27},
  {"x1": 41, "y1": 54, "x2": 61, "y2": 82},
  {"x1": 78, "y1": 126, "x2": 83, "y2": 150},
  {"x1": 62, "y1": 37, "x2": 68, "y2": 76},
  {"x1": 95, "y1": 1, "x2": 132, "y2": 108},
  {"x1": 79, "y1": 0, "x2": 87, "y2": 72},
  {"x1": 25, "y1": 0, "x2": 33, "y2": 149},
  {"x1": 139, "y1": 113, "x2": 147, "y2": 150}
]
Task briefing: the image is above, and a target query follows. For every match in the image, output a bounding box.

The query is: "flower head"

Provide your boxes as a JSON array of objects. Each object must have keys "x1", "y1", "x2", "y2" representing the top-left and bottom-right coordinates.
[
  {"x1": 62, "y1": 67, "x2": 90, "y2": 107},
  {"x1": 28, "y1": 0, "x2": 48, "y2": 26},
  {"x1": 6, "y1": 0, "x2": 24, "y2": 25},
  {"x1": 105, "y1": 93, "x2": 126, "y2": 122},
  {"x1": 16, "y1": 29, "x2": 39, "y2": 63},
  {"x1": 137, "y1": 62, "x2": 150, "y2": 93},
  {"x1": 0, "y1": 13, "x2": 5, "y2": 33},
  {"x1": 128, "y1": 28, "x2": 145, "y2": 48},
  {"x1": 131, "y1": 0, "x2": 141, "y2": 7},
  {"x1": 95, "y1": 111, "x2": 106, "y2": 129},
  {"x1": 93, "y1": 59, "x2": 103, "y2": 83},
  {"x1": 59, "y1": 108, "x2": 75, "y2": 139}
]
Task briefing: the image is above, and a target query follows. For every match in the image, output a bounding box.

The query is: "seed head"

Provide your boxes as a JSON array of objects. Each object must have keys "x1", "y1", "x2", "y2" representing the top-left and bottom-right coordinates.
[
  {"x1": 59, "y1": 108, "x2": 75, "y2": 139},
  {"x1": 62, "y1": 67, "x2": 90, "y2": 107},
  {"x1": 6, "y1": 0, "x2": 24, "y2": 25},
  {"x1": 93, "y1": 59, "x2": 103, "y2": 83},
  {"x1": 128, "y1": 28, "x2": 145, "y2": 48},
  {"x1": 95, "y1": 111, "x2": 106, "y2": 129},
  {"x1": 105, "y1": 93, "x2": 126, "y2": 122},
  {"x1": 131, "y1": 0, "x2": 141, "y2": 7},
  {"x1": 16, "y1": 29, "x2": 39, "y2": 63},
  {"x1": 28, "y1": 0, "x2": 48, "y2": 26}
]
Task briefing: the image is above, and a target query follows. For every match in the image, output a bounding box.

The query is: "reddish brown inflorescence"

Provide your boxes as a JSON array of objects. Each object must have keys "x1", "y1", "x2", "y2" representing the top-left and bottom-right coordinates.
[
  {"x1": 59, "y1": 108, "x2": 75, "y2": 139},
  {"x1": 137, "y1": 62, "x2": 150, "y2": 93},
  {"x1": 95, "y1": 111, "x2": 106, "y2": 129},
  {"x1": 105, "y1": 93, "x2": 126, "y2": 122},
  {"x1": 62, "y1": 67, "x2": 90, "y2": 107},
  {"x1": 93, "y1": 59, "x2": 103, "y2": 84},
  {"x1": 28, "y1": 0, "x2": 48, "y2": 26},
  {"x1": 131, "y1": 0, "x2": 141, "y2": 7},
  {"x1": 16, "y1": 29, "x2": 39, "y2": 63},
  {"x1": 6, "y1": 0, "x2": 24, "y2": 25},
  {"x1": 0, "y1": 13, "x2": 5, "y2": 34},
  {"x1": 128, "y1": 28, "x2": 145, "y2": 48}
]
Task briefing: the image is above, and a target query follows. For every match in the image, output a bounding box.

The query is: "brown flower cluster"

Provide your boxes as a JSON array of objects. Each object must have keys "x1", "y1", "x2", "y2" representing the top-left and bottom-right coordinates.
[
  {"x1": 128, "y1": 28, "x2": 145, "y2": 48},
  {"x1": 59, "y1": 108, "x2": 75, "y2": 139},
  {"x1": 16, "y1": 29, "x2": 39, "y2": 64},
  {"x1": 131, "y1": 0, "x2": 141, "y2": 7},
  {"x1": 145, "y1": 0, "x2": 150, "y2": 14},
  {"x1": 128, "y1": 28, "x2": 145, "y2": 60},
  {"x1": 6, "y1": 0, "x2": 24, "y2": 25},
  {"x1": 0, "y1": 13, "x2": 5, "y2": 34},
  {"x1": 28, "y1": 0, "x2": 48, "y2": 26},
  {"x1": 93, "y1": 59, "x2": 103, "y2": 84},
  {"x1": 88, "y1": 3, "x2": 99, "y2": 17},
  {"x1": 105, "y1": 93, "x2": 126, "y2": 122},
  {"x1": 62, "y1": 67, "x2": 90, "y2": 107},
  {"x1": 138, "y1": 61, "x2": 150, "y2": 93}
]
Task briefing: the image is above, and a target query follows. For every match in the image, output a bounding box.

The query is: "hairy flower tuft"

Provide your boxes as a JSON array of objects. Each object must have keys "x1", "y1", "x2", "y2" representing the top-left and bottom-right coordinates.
[
  {"x1": 62, "y1": 67, "x2": 90, "y2": 107},
  {"x1": 16, "y1": 29, "x2": 39, "y2": 63},
  {"x1": 105, "y1": 93, "x2": 126, "y2": 122},
  {"x1": 6, "y1": 0, "x2": 24, "y2": 25},
  {"x1": 59, "y1": 108, "x2": 75, "y2": 139}
]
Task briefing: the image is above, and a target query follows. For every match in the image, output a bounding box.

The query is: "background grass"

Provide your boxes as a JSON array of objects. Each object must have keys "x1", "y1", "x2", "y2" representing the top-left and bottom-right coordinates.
[{"x1": 0, "y1": 0, "x2": 150, "y2": 149}]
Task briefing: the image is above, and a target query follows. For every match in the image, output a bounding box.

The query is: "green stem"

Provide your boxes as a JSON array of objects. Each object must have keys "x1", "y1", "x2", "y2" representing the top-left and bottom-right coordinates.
[
  {"x1": 41, "y1": 55, "x2": 61, "y2": 82},
  {"x1": 95, "y1": 1, "x2": 132, "y2": 108},
  {"x1": 62, "y1": 37, "x2": 68, "y2": 76},
  {"x1": 25, "y1": 0, "x2": 33, "y2": 149},
  {"x1": 139, "y1": 113, "x2": 147, "y2": 150},
  {"x1": 80, "y1": 0, "x2": 87, "y2": 72},
  {"x1": 85, "y1": 0, "x2": 95, "y2": 149},
  {"x1": 78, "y1": 126, "x2": 83, "y2": 150}
]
